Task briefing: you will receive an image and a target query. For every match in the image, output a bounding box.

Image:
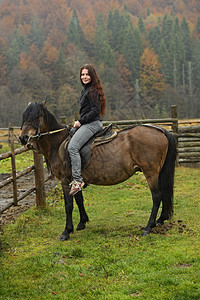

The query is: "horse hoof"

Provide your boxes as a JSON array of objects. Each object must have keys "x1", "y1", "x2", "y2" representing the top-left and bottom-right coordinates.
[
  {"x1": 156, "y1": 220, "x2": 164, "y2": 225},
  {"x1": 59, "y1": 234, "x2": 70, "y2": 241},
  {"x1": 142, "y1": 230, "x2": 149, "y2": 236},
  {"x1": 67, "y1": 227, "x2": 74, "y2": 234},
  {"x1": 76, "y1": 223, "x2": 86, "y2": 231}
]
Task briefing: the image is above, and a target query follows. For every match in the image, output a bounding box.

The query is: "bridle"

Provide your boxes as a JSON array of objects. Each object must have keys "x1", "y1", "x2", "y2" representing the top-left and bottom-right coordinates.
[{"x1": 23, "y1": 112, "x2": 69, "y2": 145}]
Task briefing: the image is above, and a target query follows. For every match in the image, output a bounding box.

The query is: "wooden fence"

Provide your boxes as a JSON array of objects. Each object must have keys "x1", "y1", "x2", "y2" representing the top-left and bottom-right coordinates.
[
  {"x1": 0, "y1": 105, "x2": 200, "y2": 213},
  {"x1": 178, "y1": 125, "x2": 200, "y2": 167},
  {"x1": 0, "y1": 129, "x2": 49, "y2": 214}
]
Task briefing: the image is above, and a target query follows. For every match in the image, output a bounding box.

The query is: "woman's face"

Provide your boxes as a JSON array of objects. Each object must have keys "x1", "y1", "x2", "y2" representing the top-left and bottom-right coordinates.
[{"x1": 81, "y1": 69, "x2": 92, "y2": 85}]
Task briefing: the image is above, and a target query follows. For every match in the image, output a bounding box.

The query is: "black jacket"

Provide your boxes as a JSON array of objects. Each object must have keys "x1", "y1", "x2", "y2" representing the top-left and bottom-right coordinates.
[{"x1": 78, "y1": 83, "x2": 101, "y2": 125}]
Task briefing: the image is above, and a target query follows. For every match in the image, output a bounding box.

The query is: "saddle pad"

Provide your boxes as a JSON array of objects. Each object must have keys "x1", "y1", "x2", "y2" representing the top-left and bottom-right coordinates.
[
  {"x1": 59, "y1": 138, "x2": 69, "y2": 164},
  {"x1": 93, "y1": 131, "x2": 117, "y2": 147},
  {"x1": 59, "y1": 130, "x2": 118, "y2": 169}
]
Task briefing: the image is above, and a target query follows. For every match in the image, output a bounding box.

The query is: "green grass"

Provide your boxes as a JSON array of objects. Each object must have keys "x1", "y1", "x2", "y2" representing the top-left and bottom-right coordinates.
[
  {"x1": 0, "y1": 143, "x2": 34, "y2": 173},
  {"x1": 0, "y1": 167, "x2": 200, "y2": 299}
]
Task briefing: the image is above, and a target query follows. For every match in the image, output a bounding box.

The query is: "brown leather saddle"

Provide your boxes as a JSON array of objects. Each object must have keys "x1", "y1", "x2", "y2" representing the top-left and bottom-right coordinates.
[{"x1": 59, "y1": 124, "x2": 117, "y2": 169}]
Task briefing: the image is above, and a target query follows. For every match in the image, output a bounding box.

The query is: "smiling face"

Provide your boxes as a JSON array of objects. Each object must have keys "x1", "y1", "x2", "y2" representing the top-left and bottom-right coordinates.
[{"x1": 80, "y1": 68, "x2": 92, "y2": 85}]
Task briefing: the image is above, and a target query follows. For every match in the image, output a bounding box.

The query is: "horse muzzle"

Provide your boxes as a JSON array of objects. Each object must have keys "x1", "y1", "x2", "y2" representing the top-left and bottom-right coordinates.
[{"x1": 19, "y1": 134, "x2": 33, "y2": 147}]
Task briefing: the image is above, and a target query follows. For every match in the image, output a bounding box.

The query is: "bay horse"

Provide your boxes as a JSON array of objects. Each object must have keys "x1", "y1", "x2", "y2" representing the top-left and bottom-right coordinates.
[{"x1": 20, "y1": 101, "x2": 177, "y2": 240}]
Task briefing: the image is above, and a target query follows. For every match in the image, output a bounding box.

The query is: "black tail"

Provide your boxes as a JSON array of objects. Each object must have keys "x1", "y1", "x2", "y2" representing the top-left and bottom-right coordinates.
[{"x1": 158, "y1": 130, "x2": 177, "y2": 221}]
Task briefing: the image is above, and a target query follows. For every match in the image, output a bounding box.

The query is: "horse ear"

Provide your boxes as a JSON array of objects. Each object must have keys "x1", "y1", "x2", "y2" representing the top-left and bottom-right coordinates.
[{"x1": 42, "y1": 98, "x2": 48, "y2": 107}]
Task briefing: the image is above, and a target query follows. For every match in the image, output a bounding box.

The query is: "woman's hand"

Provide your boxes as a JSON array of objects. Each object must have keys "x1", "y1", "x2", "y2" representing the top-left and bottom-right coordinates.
[{"x1": 73, "y1": 121, "x2": 81, "y2": 128}]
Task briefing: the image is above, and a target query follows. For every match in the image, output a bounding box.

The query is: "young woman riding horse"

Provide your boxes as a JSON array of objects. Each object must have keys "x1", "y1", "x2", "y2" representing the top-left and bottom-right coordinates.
[
  {"x1": 68, "y1": 64, "x2": 106, "y2": 196},
  {"x1": 20, "y1": 99, "x2": 177, "y2": 241}
]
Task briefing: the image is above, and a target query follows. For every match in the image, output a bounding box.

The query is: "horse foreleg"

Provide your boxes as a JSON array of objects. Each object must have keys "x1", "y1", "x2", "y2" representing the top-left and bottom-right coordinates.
[
  {"x1": 74, "y1": 191, "x2": 89, "y2": 231},
  {"x1": 59, "y1": 184, "x2": 74, "y2": 241},
  {"x1": 142, "y1": 189, "x2": 161, "y2": 236}
]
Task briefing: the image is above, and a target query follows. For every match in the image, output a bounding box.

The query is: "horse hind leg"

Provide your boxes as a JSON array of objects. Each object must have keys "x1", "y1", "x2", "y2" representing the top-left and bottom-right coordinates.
[
  {"x1": 141, "y1": 172, "x2": 162, "y2": 236},
  {"x1": 156, "y1": 203, "x2": 169, "y2": 225},
  {"x1": 156, "y1": 193, "x2": 174, "y2": 226},
  {"x1": 143, "y1": 156, "x2": 175, "y2": 235},
  {"x1": 142, "y1": 187, "x2": 162, "y2": 236},
  {"x1": 157, "y1": 129, "x2": 176, "y2": 225}
]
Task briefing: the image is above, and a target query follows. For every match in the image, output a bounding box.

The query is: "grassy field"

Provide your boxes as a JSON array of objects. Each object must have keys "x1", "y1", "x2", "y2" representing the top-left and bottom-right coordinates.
[
  {"x1": 0, "y1": 142, "x2": 34, "y2": 173},
  {"x1": 0, "y1": 167, "x2": 200, "y2": 299}
]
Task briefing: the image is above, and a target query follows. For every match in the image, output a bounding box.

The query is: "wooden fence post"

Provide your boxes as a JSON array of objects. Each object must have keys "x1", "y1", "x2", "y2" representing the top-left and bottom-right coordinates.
[
  {"x1": 33, "y1": 152, "x2": 46, "y2": 208},
  {"x1": 171, "y1": 105, "x2": 178, "y2": 145},
  {"x1": 8, "y1": 126, "x2": 11, "y2": 146},
  {"x1": 10, "y1": 126, "x2": 18, "y2": 206}
]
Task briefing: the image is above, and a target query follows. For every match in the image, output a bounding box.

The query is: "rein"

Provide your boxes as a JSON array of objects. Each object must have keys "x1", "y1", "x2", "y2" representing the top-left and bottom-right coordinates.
[{"x1": 27, "y1": 127, "x2": 68, "y2": 143}]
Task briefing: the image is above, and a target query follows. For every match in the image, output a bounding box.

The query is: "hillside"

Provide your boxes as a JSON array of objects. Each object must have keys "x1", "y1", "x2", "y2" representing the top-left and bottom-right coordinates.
[{"x1": 0, "y1": 0, "x2": 200, "y2": 126}]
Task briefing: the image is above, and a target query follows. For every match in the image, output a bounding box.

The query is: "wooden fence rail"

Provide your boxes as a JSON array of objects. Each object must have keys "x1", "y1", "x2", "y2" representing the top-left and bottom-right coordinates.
[
  {"x1": 0, "y1": 165, "x2": 34, "y2": 189},
  {"x1": 0, "y1": 126, "x2": 20, "y2": 146},
  {"x1": 0, "y1": 145, "x2": 28, "y2": 160}
]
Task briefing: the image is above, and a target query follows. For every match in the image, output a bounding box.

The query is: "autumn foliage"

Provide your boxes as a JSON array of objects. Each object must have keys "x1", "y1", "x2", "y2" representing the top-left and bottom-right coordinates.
[
  {"x1": 140, "y1": 48, "x2": 166, "y2": 97},
  {"x1": 0, "y1": 0, "x2": 200, "y2": 126}
]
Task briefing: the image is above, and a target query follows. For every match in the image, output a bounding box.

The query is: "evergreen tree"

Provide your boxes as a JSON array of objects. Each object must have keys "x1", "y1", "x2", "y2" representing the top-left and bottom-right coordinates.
[
  {"x1": 67, "y1": 10, "x2": 84, "y2": 48},
  {"x1": 122, "y1": 19, "x2": 136, "y2": 80},
  {"x1": 192, "y1": 40, "x2": 200, "y2": 93},
  {"x1": 149, "y1": 25, "x2": 162, "y2": 53},
  {"x1": 161, "y1": 14, "x2": 173, "y2": 50},
  {"x1": 112, "y1": 9, "x2": 122, "y2": 51},
  {"x1": 108, "y1": 9, "x2": 126, "y2": 52},
  {"x1": 181, "y1": 17, "x2": 192, "y2": 61},
  {"x1": 0, "y1": 38, "x2": 7, "y2": 85},
  {"x1": 134, "y1": 27, "x2": 144, "y2": 77},
  {"x1": 191, "y1": 40, "x2": 200, "y2": 116},
  {"x1": 122, "y1": 23, "x2": 143, "y2": 82},
  {"x1": 94, "y1": 14, "x2": 115, "y2": 67},
  {"x1": 138, "y1": 17, "x2": 146, "y2": 34},
  {"x1": 195, "y1": 15, "x2": 200, "y2": 34},
  {"x1": 29, "y1": 14, "x2": 44, "y2": 50},
  {"x1": 158, "y1": 39, "x2": 170, "y2": 83},
  {"x1": 107, "y1": 10, "x2": 114, "y2": 36},
  {"x1": 171, "y1": 3, "x2": 177, "y2": 16},
  {"x1": 52, "y1": 48, "x2": 66, "y2": 90},
  {"x1": 107, "y1": 10, "x2": 143, "y2": 85},
  {"x1": 169, "y1": 33, "x2": 184, "y2": 88},
  {"x1": 173, "y1": 17, "x2": 180, "y2": 34},
  {"x1": 6, "y1": 29, "x2": 28, "y2": 71}
]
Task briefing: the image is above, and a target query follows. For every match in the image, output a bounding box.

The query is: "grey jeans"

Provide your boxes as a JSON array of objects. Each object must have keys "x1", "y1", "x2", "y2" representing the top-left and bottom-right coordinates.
[{"x1": 68, "y1": 120, "x2": 102, "y2": 182}]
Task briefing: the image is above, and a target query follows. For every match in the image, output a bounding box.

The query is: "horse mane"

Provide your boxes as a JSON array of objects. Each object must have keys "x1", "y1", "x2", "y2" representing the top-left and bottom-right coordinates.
[
  {"x1": 22, "y1": 102, "x2": 64, "y2": 131},
  {"x1": 42, "y1": 105, "x2": 64, "y2": 131}
]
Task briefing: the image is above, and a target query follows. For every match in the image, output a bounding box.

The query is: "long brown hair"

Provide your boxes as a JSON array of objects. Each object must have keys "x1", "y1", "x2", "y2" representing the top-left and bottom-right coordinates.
[{"x1": 80, "y1": 64, "x2": 106, "y2": 116}]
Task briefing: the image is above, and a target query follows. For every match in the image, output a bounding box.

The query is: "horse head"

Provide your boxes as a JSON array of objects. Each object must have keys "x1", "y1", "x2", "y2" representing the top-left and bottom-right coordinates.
[
  {"x1": 19, "y1": 101, "x2": 46, "y2": 147},
  {"x1": 20, "y1": 100, "x2": 69, "y2": 152}
]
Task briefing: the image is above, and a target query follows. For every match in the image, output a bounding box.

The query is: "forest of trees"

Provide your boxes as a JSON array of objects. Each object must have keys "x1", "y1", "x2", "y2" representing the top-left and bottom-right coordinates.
[{"x1": 0, "y1": 0, "x2": 200, "y2": 126}]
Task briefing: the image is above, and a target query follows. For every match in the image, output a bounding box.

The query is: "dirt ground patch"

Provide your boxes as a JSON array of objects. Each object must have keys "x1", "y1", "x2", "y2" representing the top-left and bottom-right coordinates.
[{"x1": 0, "y1": 170, "x2": 58, "y2": 227}]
